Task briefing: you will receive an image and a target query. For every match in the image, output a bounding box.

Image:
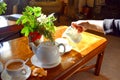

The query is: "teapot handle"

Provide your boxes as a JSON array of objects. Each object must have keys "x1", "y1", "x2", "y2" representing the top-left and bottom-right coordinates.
[{"x1": 57, "y1": 43, "x2": 66, "y2": 55}]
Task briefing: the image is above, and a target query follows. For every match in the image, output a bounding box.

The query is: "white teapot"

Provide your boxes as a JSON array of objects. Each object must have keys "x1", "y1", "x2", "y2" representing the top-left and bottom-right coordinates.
[{"x1": 30, "y1": 41, "x2": 65, "y2": 67}]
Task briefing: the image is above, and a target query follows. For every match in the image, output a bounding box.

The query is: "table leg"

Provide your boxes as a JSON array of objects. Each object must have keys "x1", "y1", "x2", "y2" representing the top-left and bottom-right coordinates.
[{"x1": 95, "y1": 51, "x2": 104, "y2": 75}]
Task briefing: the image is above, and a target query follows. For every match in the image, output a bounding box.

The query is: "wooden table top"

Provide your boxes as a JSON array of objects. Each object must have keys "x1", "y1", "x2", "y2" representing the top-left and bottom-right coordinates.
[{"x1": 0, "y1": 26, "x2": 107, "y2": 80}]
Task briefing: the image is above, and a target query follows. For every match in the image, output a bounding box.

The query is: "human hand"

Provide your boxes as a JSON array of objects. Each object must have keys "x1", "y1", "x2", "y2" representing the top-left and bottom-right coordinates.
[
  {"x1": 71, "y1": 21, "x2": 90, "y2": 32},
  {"x1": 71, "y1": 22, "x2": 83, "y2": 33},
  {"x1": 72, "y1": 20, "x2": 104, "y2": 33}
]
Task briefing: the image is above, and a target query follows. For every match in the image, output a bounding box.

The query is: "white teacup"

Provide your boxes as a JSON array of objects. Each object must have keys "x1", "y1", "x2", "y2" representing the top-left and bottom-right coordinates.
[
  {"x1": 5, "y1": 59, "x2": 27, "y2": 78},
  {"x1": 30, "y1": 41, "x2": 66, "y2": 65}
]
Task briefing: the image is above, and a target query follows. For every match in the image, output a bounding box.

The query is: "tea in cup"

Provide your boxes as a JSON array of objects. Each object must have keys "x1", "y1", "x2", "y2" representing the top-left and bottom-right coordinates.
[{"x1": 5, "y1": 59, "x2": 27, "y2": 78}]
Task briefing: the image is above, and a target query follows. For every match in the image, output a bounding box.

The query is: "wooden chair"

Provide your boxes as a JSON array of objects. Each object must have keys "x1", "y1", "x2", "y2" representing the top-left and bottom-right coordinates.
[{"x1": 0, "y1": 24, "x2": 23, "y2": 42}]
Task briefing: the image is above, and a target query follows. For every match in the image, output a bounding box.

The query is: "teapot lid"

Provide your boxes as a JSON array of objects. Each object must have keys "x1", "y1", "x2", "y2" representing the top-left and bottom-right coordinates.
[{"x1": 40, "y1": 41, "x2": 55, "y2": 47}]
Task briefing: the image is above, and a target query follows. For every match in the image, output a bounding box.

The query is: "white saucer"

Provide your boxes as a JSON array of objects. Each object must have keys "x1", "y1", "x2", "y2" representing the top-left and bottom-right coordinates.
[
  {"x1": 63, "y1": 45, "x2": 72, "y2": 53},
  {"x1": 1, "y1": 65, "x2": 31, "y2": 80},
  {"x1": 59, "y1": 45, "x2": 72, "y2": 56},
  {"x1": 55, "y1": 38, "x2": 72, "y2": 53},
  {"x1": 31, "y1": 55, "x2": 61, "y2": 68}
]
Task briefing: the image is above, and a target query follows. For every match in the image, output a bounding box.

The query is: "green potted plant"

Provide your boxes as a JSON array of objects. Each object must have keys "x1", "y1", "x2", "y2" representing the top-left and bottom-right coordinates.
[
  {"x1": 0, "y1": 1, "x2": 7, "y2": 15},
  {"x1": 16, "y1": 6, "x2": 56, "y2": 43}
]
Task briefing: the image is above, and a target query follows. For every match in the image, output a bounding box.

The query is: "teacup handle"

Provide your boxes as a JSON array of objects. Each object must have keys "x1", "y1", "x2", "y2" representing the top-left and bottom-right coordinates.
[
  {"x1": 57, "y1": 43, "x2": 66, "y2": 55},
  {"x1": 21, "y1": 68, "x2": 27, "y2": 75}
]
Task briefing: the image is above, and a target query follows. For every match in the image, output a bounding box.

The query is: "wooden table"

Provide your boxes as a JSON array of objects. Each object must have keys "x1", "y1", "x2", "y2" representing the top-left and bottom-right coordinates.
[{"x1": 0, "y1": 26, "x2": 107, "y2": 80}]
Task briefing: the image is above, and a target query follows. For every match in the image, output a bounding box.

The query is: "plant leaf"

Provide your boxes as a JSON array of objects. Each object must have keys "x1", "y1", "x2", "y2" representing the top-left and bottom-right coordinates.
[{"x1": 21, "y1": 27, "x2": 30, "y2": 36}]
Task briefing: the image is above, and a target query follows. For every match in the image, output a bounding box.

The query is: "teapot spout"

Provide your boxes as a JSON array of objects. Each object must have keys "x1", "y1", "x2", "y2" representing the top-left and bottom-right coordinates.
[{"x1": 29, "y1": 42, "x2": 37, "y2": 54}]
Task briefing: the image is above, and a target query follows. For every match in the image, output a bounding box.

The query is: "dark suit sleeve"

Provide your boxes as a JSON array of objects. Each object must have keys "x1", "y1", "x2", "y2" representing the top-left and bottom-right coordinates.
[{"x1": 103, "y1": 19, "x2": 120, "y2": 36}]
